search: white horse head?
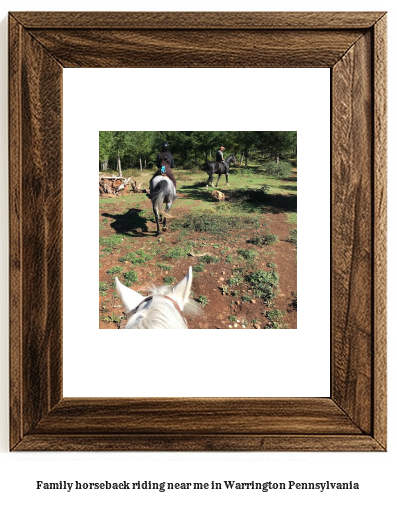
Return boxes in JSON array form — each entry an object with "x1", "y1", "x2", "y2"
[{"x1": 115, "y1": 267, "x2": 202, "y2": 329}]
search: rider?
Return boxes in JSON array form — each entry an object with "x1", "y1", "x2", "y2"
[
  {"x1": 216, "y1": 146, "x2": 227, "y2": 173},
  {"x1": 147, "y1": 141, "x2": 177, "y2": 200}
]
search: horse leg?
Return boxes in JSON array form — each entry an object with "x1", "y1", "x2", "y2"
[
  {"x1": 153, "y1": 205, "x2": 161, "y2": 235},
  {"x1": 215, "y1": 173, "x2": 221, "y2": 187},
  {"x1": 206, "y1": 173, "x2": 211, "y2": 190},
  {"x1": 162, "y1": 202, "x2": 172, "y2": 231},
  {"x1": 226, "y1": 173, "x2": 230, "y2": 187}
]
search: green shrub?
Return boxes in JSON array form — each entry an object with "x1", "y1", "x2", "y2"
[
  {"x1": 107, "y1": 266, "x2": 123, "y2": 275},
  {"x1": 197, "y1": 295, "x2": 209, "y2": 307},
  {"x1": 171, "y1": 212, "x2": 259, "y2": 236},
  {"x1": 156, "y1": 262, "x2": 173, "y2": 271},
  {"x1": 263, "y1": 161, "x2": 292, "y2": 178},
  {"x1": 246, "y1": 270, "x2": 279, "y2": 302},
  {"x1": 238, "y1": 249, "x2": 258, "y2": 260},
  {"x1": 286, "y1": 228, "x2": 297, "y2": 246},
  {"x1": 99, "y1": 281, "x2": 109, "y2": 296},
  {"x1": 200, "y1": 254, "x2": 220, "y2": 264},
  {"x1": 163, "y1": 276, "x2": 176, "y2": 285},
  {"x1": 118, "y1": 249, "x2": 153, "y2": 264},
  {"x1": 249, "y1": 233, "x2": 278, "y2": 246},
  {"x1": 123, "y1": 270, "x2": 138, "y2": 287}
]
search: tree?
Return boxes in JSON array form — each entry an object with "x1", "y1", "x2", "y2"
[
  {"x1": 99, "y1": 131, "x2": 113, "y2": 172},
  {"x1": 256, "y1": 131, "x2": 297, "y2": 163}
]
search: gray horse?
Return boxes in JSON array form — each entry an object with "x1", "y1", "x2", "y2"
[
  {"x1": 205, "y1": 154, "x2": 237, "y2": 190},
  {"x1": 149, "y1": 175, "x2": 176, "y2": 235}
]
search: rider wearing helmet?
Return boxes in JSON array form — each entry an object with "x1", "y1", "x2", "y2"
[{"x1": 147, "y1": 141, "x2": 177, "y2": 199}]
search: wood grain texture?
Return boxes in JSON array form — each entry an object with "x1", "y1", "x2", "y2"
[
  {"x1": 9, "y1": 16, "x2": 64, "y2": 445},
  {"x1": 373, "y1": 14, "x2": 387, "y2": 449},
  {"x1": 8, "y1": 11, "x2": 387, "y2": 452},
  {"x1": 14, "y1": 435, "x2": 383, "y2": 452},
  {"x1": 27, "y1": 29, "x2": 363, "y2": 68},
  {"x1": 32, "y1": 398, "x2": 362, "y2": 435},
  {"x1": 332, "y1": 32, "x2": 373, "y2": 434},
  {"x1": 9, "y1": 15, "x2": 23, "y2": 450},
  {"x1": 11, "y1": 11, "x2": 385, "y2": 29}
]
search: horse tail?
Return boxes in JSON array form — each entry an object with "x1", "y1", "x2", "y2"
[{"x1": 151, "y1": 179, "x2": 168, "y2": 214}]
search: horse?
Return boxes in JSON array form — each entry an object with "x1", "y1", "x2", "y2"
[
  {"x1": 115, "y1": 267, "x2": 202, "y2": 329},
  {"x1": 149, "y1": 175, "x2": 176, "y2": 235},
  {"x1": 205, "y1": 154, "x2": 238, "y2": 190}
]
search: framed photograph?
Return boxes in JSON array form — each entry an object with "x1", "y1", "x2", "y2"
[{"x1": 9, "y1": 11, "x2": 387, "y2": 451}]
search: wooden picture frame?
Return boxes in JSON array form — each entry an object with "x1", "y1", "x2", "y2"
[{"x1": 9, "y1": 11, "x2": 387, "y2": 451}]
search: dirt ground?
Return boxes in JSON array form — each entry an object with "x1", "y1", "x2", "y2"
[{"x1": 99, "y1": 177, "x2": 297, "y2": 330}]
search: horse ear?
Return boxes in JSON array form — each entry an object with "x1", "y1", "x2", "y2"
[
  {"x1": 115, "y1": 277, "x2": 145, "y2": 314},
  {"x1": 169, "y1": 266, "x2": 193, "y2": 311}
]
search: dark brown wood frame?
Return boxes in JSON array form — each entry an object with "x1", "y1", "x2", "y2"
[{"x1": 9, "y1": 11, "x2": 387, "y2": 452}]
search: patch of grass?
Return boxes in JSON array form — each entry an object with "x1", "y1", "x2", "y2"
[
  {"x1": 286, "y1": 212, "x2": 297, "y2": 224},
  {"x1": 99, "y1": 234, "x2": 124, "y2": 249},
  {"x1": 248, "y1": 233, "x2": 279, "y2": 246},
  {"x1": 197, "y1": 295, "x2": 209, "y2": 307},
  {"x1": 200, "y1": 254, "x2": 220, "y2": 264},
  {"x1": 163, "y1": 245, "x2": 191, "y2": 259},
  {"x1": 238, "y1": 248, "x2": 258, "y2": 261},
  {"x1": 107, "y1": 266, "x2": 124, "y2": 275},
  {"x1": 118, "y1": 249, "x2": 154, "y2": 265},
  {"x1": 163, "y1": 276, "x2": 176, "y2": 285},
  {"x1": 192, "y1": 264, "x2": 205, "y2": 273},
  {"x1": 267, "y1": 262, "x2": 276, "y2": 268},
  {"x1": 171, "y1": 211, "x2": 260, "y2": 236},
  {"x1": 286, "y1": 228, "x2": 297, "y2": 246},
  {"x1": 266, "y1": 309, "x2": 285, "y2": 322},
  {"x1": 156, "y1": 262, "x2": 173, "y2": 271},
  {"x1": 100, "y1": 313, "x2": 121, "y2": 324},
  {"x1": 227, "y1": 274, "x2": 244, "y2": 287},
  {"x1": 263, "y1": 161, "x2": 293, "y2": 178},
  {"x1": 123, "y1": 270, "x2": 138, "y2": 287},
  {"x1": 246, "y1": 270, "x2": 279, "y2": 303},
  {"x1": 220, "y1": 285, "x2": 230, "y2": 295},
  {"x1": 225, "y1": 255, "x2": 234, "y2": 264},
  {"x1": 241, "y1": 294, "x2": 252, "y2": 303},
  {"x1": 99, "y1": 281, "x2": 109, "y2": 296},
  {"x1": 229, "y1": 315, "x2": 237, "y2": 322}
]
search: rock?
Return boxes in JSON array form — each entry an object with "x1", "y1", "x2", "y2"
[{"x1": 251, "y1": 300, "x2": 256, "y2": 304}]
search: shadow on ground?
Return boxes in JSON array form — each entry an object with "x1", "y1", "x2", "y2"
[{"x1": 102, "y1": 208, "x2": 155, "y2": 237}]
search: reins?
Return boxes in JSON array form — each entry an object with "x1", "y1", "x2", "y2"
[{"x1": 125, "y1": 294, "x2": 186, "y2": 325}]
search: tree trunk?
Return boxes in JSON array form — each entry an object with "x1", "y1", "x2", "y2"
[
  {"x1": 139, "y1": 155, "x2": 142, "y2": 172},
  {"x1": 275, "y1": 153, "x2": 280, "y2": 164},
  {"x1": 244, "y1": 148, "x2": 248, "y2": 167},
  {"x1": 240, "y1": 153, "x2": 244, "y2": 165},
  {"x1": 117, "y1": 150, "x2": 122, "y2": 177}
]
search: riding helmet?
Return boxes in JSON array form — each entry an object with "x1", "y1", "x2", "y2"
[{"x1": 161, "y1": 141, "x2": 170, "y2": 152}]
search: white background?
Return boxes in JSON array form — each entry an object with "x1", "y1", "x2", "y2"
[
  {"x1": 0, "y1": 1, "x2": 395, "y2": 507},
  {"x1": 63, "y1": 67, "x2": 330, "y2": 398}
]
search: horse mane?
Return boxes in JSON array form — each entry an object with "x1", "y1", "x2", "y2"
[{"x1": 125, "y1": 284, "x2": 202, "y2": 329}]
